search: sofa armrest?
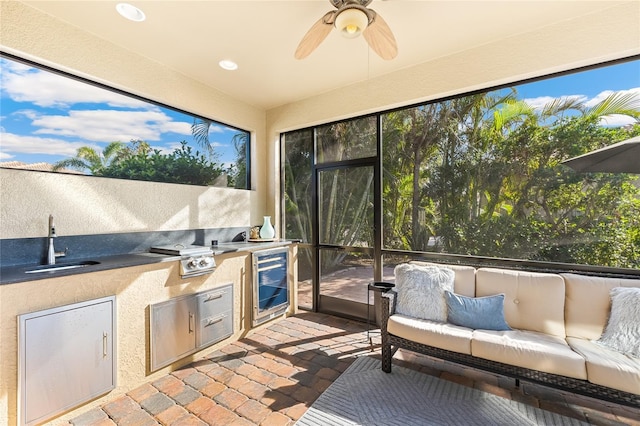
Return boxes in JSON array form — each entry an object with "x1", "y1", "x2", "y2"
[{"x1": 380, "y1": 291, "x2": 396, "y2": 334}]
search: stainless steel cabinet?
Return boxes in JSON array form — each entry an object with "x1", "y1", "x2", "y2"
[
  {"x1": 150, "y1": 293, "x2": 197, "y2": 371},
  {"x1": 18, "y1": 296, "x2": 116, "y2": 426},
  {"x1": 150, "y1": 284, "x2": 233, "y2": 371},
  {"x1": 197, "y1": 287, "x2": 233, "y2": 348}
]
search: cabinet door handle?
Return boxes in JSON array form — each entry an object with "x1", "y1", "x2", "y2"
[
  {"x1": 189, "y1": 313, "x2": 195, "y2": 333},
  {"x1": 258, "y1": 264, "x2": 284, "y2": 272},
  {"x1": 206, "y1": 291, "x2": 225, "y2": 301},
  {"x1": 205, "y1": 314, "x2": 226, "y2": 327},
  {"x1": 257, "y1": 257, "x2": 282, "y2": 265},
  {"x1": 103, "y1": 332, "x2": 108, "y2": 357}
]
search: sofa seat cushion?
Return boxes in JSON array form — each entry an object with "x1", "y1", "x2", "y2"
[
  {"x1": 471, "y1": 329, "x2": 587, "y2": 379},
  {"x1": 567, "y1": 337, "x2": 640, "y2": 395},
  {"x1": 388, "y1": 314, "x2": 473, "y2": 355}
]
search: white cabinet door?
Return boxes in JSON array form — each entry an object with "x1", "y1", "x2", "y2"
[{"x1": 18, "y1": 296, "x2": 116, "y2": 426}]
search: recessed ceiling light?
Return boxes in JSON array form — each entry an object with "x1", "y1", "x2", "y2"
[
  {"x1": 219, "y1": 60, "x2": 238, "y2": 71},
  {"x1": 116, "y1": 3, "x2": 146, "y2": 22}
]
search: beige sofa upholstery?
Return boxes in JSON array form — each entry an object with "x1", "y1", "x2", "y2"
[
  {"x1": 562, "y1": 273, "x2": 640, "y2": 394},
  {"x1": 382, "y1": 264, "x2": 640, "y2": 407}
]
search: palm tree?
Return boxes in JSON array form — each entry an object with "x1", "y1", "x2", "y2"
[
  {"x1": 52, "y1": 141, "x2": 125, "y2": 174},
  {"x1": 191, "y1": 118, "x2": 215, "y2": 155},
  {"x1": 192, "y1": 117, "x2": 250, "y2": 188}
]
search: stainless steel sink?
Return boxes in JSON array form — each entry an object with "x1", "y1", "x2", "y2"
[{"x1": 25, "y1": 260, "x2": 101, "y2": 274}]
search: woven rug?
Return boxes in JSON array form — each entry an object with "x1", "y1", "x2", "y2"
[{"x1": 295, "y1": 356, "x2": 587, "y2": 426}]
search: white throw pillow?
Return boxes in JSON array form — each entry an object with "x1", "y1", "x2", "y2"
[
  {"x1": 595, "y1": 287, "x2": 640, "y2": 358},
  {"x1": 394, "y1": 263, "x2": 454, "y2": 321}
]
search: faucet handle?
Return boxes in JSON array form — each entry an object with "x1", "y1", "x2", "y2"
[{"x1": 49, "y1": 214, "x2": 57, "y2": 238}]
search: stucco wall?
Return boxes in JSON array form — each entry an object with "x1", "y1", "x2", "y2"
[{"x1": 0, "y1": 168, "x2": 252, "y2": 238}]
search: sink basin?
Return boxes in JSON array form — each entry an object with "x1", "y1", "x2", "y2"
[{"x1": 25, "y1": 260, "x2": 101, "y2": 274}]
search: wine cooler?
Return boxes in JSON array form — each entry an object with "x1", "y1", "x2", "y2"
[{"x1": 252, "y1": 247, "x2": 289, "y2": 326}]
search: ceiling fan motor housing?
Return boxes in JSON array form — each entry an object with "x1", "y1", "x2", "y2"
[{"x1": 331, "y1": 0, "x2": 373, "y2": 8}]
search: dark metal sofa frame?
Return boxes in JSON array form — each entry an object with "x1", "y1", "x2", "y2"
[{"x1": 379, "y1": 293, "x2": 639, "y2": 409}]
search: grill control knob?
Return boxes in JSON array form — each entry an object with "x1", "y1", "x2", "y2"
[
  {"x1": 199, "y1": 257, "x2": 213, "y2": 267},
  {"x1": 187, "y1": 257, "x2": 199, "y2": 269}
]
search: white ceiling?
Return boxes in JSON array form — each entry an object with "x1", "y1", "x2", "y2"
[{"x1": 20, "y1": 1, "x2": 631, "y2": 110}]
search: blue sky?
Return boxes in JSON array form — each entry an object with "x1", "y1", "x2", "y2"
[
  {"x1": 0, "y1": 56, "x2": 246, "y2": 168},
  {"x1": 513, "y1": 60, "x2": 639, "y2": 126},
  {"x1": 1, "y1": 57, "x2": 638, "y2": 169}
]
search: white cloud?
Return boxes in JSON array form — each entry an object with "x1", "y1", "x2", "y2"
[
  {"x1": 0, "y1": 132, "x2": 101, "y2": 156},
  {"x1": 521, "y1": 88, "x2": 640, "y2": 129},
  {"x1": 524, "y1": 88, "x2": 640, "y2": 114},
  {"x1": 159, "y1": 120, "x2": 192, "y2": 135},
  {"x1": 209, "y1": 141, "x2": 227, "y2": 148},
  {"x1": 0, "y1": 151, "x2": 14, "y2": 160},
  {"x1": 1, "y1": 58, "x2": 149, "y2": 109},
  {"x1": 30, "y1": 109, "x2": 188, "y2": 142},
  {"x1": 598, "y1": 115, "x2": 637, "y2": 127},
  {"x1": 585, "y1": 87, "x2": 640, "y2": 108},
  {"x1": 11, "y1": 109, "x2": 39, "y2": 120},
  {"x1": 523, "y1": 95, "x2": 587, "y2": 112},
  {"x1": 208, "y1": 124, "x2": 225, "y2": 134}
]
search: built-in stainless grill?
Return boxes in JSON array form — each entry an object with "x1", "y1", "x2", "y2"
[{"x1": 150, "y1": 244, "x2": 216, "y2": 278}]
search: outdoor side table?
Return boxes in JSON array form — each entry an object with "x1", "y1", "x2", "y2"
[{"x1": 367, "y1": 281, "x2": 395, "y2": 348}]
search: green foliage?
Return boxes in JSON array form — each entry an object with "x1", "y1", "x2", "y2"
[
  {"x1": 228, "y1": 132, "x2": 248, "y2": 189},
  {"x1": 380, "y1": 89, "x2": 640, "y2": 270},
  {"x1": 54, "y1": 138, "x2": 232, "y2": 186},
  {"x1": 285, "y1": 86, "x2": 640, "y2": 271},
  {"x1": 98, "y1": 141, "x2": 225, "y2": 186}
]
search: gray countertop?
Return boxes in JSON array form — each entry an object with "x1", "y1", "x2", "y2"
[{"x1": 0, "y1": 240, "x2": 293, "y2": 285}]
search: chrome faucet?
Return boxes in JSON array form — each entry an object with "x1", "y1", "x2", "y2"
[{"x1": 47, "y1": 214, "x2": 66, "y2": 265}]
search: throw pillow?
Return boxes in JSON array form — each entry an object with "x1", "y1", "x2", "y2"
[
  {"x1": 595, "y1": 287, "x2": 640, "y2": 358},
  {"x1": 394, "y1": 263, "x2": 454, "y2": 321},
  {"x1": 445, "y1": 291, "x2": 511, "y2": 331}
]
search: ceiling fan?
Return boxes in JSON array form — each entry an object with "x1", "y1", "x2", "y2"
[{"x1": 295, "y1": 0, "x2": 398, "y2": 60}]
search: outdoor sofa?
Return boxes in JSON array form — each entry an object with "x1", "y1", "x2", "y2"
[{"x1": 380, "y1": 262, "x2": 640, "y2": 408}]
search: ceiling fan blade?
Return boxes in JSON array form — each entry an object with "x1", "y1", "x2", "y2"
[
  {"x1": 362, "y1": 10, "x2": 398, "y2": 60},
  {"x1": 295, "y1": 11, "x2": 336, "y2": 59}
]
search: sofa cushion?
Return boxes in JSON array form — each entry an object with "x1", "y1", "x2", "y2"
[
  {"x1": 595, "y1": 287, "x2": 640, "y2": 357},
  {"x1": 394, "y1": 263, "x2": 454, "y2": 321},
  {"x1": 562, "y1": 273, "x2": 640, "y2": 340},
  {"x1": 388, "y1": 314, "x2": 473, "y2": 354},
  {"x1": 476, "y1": 268, "x2": 566, "y2": 337},
  {"x1": 410, "y1": 262, "x2": 476, "y2": 297},
  {"x1": 445, "y1": 291, "x2": 511, "y2": 331},
  {"x1": 568, "y1": 337, "x2": 640, "y2": 395},
  {"x1": 471, "y1": 329, "x2": 587, "y2": 379}
]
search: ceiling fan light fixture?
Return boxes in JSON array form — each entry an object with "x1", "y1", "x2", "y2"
[
  {"x1": 335, "y1": 8, "x2": 369, "y2": 38},
  {"x1": 115, "y1": 3, "x2": 145, "y2": 22}
]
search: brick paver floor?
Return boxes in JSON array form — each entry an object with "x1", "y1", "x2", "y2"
[{"x1": 67, "y1": 312, "x2": 639, "y2": 426}]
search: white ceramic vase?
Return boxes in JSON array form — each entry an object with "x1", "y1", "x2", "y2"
[{"x1": 259, "y1": 216, "x2": 275, "y2": 239}]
